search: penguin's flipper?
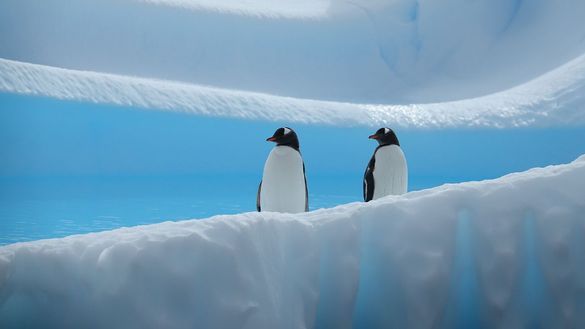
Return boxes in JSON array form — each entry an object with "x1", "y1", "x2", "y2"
[
  {"x1": 303, "y1": 162, "x2": 309, "y2": 212},
  {"x1": 363, "y1": 154, "x2": 376, "y2": 202},
  {"x1": 256, "y1": 181, "x2": 262, "y2": 212}
]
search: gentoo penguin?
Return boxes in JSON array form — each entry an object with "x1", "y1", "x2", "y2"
[
  {"x1": 363, "y1": 127, "x2": 408, "y2": 201},
  {"x1": 257, "y1": 127, "x2": 309, "y2": 213}
]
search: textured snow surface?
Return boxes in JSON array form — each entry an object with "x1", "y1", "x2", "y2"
[
  {"x1": 2, "y1": 56, "x2": 585, "y2": 128},
  {"x1": 2, "y1": 0, "x2": 585, "y2": 127},
  {"x1": 1, "y1": 155, "x2": 584, "y2": 328}
]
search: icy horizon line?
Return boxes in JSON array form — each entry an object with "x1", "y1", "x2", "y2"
[
  {"x1": 1, "y1": 151, "x2": 584, "y2": 327},
  {"x1": 1, "y1": 153, "x2": 584, "y2": 249}
]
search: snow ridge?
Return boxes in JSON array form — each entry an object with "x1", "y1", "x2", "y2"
[
  {"x1": 2, "y1": 0, "x2": 585, "y2": 126},
  {"x1": 2, "y1": 56, "x2": 585, "y2": 128},
  {"x1": 1, "y1": 156, "x2": 584, "y2": 327}
]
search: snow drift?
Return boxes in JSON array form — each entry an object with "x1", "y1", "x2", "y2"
[
  {"x1": 1, "y1": 155, "x2": 584, "y2": 328},
  {"x1": 2, "y1": 54, "x2": 585, "y2": 128},
  {"x1": 1, "y1": 0, "x2": 585, "y2": 127}
]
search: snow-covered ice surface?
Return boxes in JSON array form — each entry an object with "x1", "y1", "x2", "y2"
[
  {"x1": 2, "y1": 0, "x2": 585, "y2": 128},
  {"x1": 2, "y1": 55, "x2": 585, "y2": 128},
  {"x1": 2, "y1": 1, "x2": 585, "y2": 324},
  {"x1": 1, "y1": 155, "x2": 584, "y2": 328}
]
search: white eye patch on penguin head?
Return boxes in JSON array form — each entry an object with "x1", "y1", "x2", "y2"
[
  {"x1": 368, "y1": 127, "x2": 400, "y2": 146},
  {"x1": 266, "y1": 127, "x2": 300, "y2": 150}
]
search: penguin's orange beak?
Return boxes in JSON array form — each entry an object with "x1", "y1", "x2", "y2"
[
  {"x1": 369, "y1": 134, "x2": 380, "y2": 140},
  {"x1": 266, "y1": 136, "x2": 277, "y2": 142}
]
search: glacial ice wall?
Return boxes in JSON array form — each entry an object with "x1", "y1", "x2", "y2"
[
  {"x1": 1, "y1": 0, "x2": 585, "y2": 127},
  {"x1": 2, "y1": 0, "x2": 584, "y2": 103},
  {"x1": 1, "y1": 156, "x2": 584, "y2": 328}
]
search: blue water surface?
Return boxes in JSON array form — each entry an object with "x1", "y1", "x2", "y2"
[{"x1": 1, "y1": 93, "x2": 585, "y2": 245}]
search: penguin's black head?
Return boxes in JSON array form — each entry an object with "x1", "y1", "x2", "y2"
[
  {"x1": 266, "y1": 127, "x2": 300, "y2": 151},
  {"x1": 369, "y1": 127, "x2": 400, "y2": 146}
]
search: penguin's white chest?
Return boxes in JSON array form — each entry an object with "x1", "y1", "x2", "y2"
[
  {"x1": 373, "y1": 145, "x2": 408, "y2": 199},
  {"x1": 260, "y1": 146, "x2": 307, "y2": 213}
]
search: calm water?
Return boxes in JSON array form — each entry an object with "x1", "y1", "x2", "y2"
[
  {"x1": 0, "y1": 174, "x2": 443, "y2": 245},
  {"x1": 2, "y1": 93, "x2": 585, "y2": 245}
]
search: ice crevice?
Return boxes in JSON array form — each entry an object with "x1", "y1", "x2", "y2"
[{"x1": 340, "y1": 0, "x2": 397, "y2": 78}]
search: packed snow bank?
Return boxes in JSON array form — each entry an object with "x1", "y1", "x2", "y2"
[
  {"x1": 1, "y1": 156, "x2": 584, "y2": 328},
  {"x1": 2, "y1": 0, "x2": 584, "y2": 103},
  {"x1": 3, "y1": 54, "x2": 585, "y2": 128},
  {"x1": 0, "y1": 0, "x2": 585, "y2": 128},
  {"x1": 1, "y1": 0, "x2": 585, "y2": 128}
]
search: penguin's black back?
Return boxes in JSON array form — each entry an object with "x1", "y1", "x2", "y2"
[{"x1": 363, "y1": 148, "x2": 378, "y2": 202}]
